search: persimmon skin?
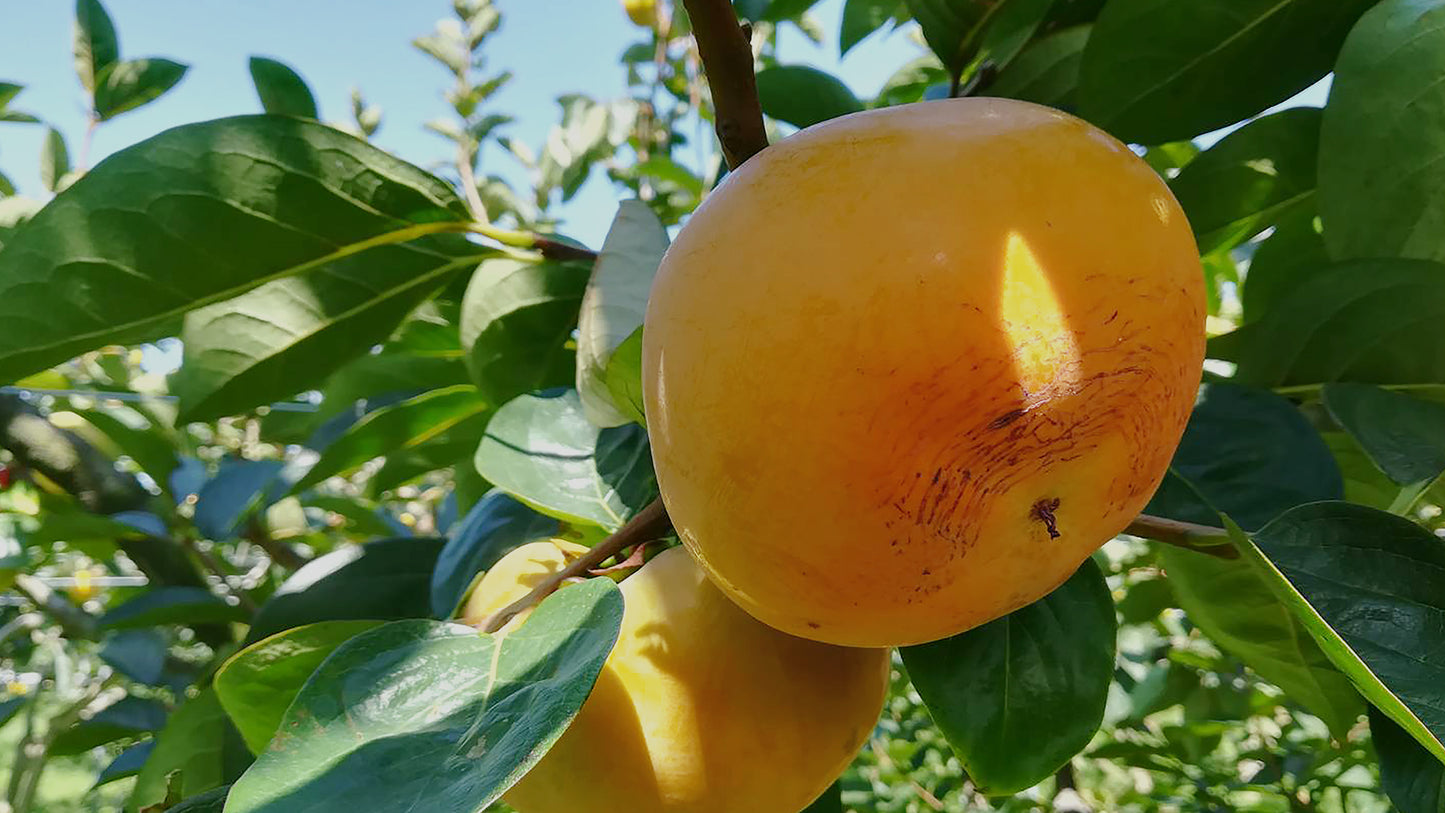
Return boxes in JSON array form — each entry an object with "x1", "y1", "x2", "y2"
[
  {"x1": 485, "y1": 544, "x2": 890, "y2": 813},
  {"x1": 643, "y1": 97, "x2": 1205, "y2": 647}
]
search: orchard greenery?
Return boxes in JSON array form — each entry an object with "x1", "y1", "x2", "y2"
[{"x1": 1, "y1": 0, "x2": 1443, "y2": 812}]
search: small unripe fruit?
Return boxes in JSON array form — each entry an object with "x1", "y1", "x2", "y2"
[
  {"x1": 643, "y1": 98, "x2": 1205, "y2": 647},
  {"x1": 622, "y1": 0, "x2": 657, "y2": 28}
]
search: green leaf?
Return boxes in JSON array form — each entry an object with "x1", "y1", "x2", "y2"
[
  {"x1": 974, "y1": 0, "x2": 1056, "y2": 73},
  {"x1": 1240, "y1": 206, "x2": 1325, "y2": 322},
  {"x1": 1238, "y1": 502, "x2": 1445, "y2": 762},
  {"x1": 1167, "y1": 107, "x2": 1321, "y2": 256},
  {"x1": 245, "y1": 536, "x2": 445, "y2": 644},
  {"x1": 291, "y1": 385, "x2": 490, "y2": 493},
  {"x1": 215, "y1": 620, "x2": 382, "y2": 754},
  {"x1": 0, "y1": 82, "x2": 22, "y2": 109},
  {"x1": 1230, "y1": 259, "x2": 1445, "y2": 387},
  {"x1": 803, "y1": 781, "x2": 844, "y2": 813},
  {"x1": 0, "y1": 116, "x2": 472, "y2": 384},
  {"x1": 1323, "y1": 383, "x2": 1445, "y2": 487},
  {"x1": 171, "y1": 245, "x2": 484, "y2": 423},
  {"x1": 248, "y1": 57, "x2": 318, "y2": 119},
  {"x1": 756, "y1": 65, "x2": 864, "y2": 128},
  {"x1": 603, "y1": 327, "x2": 646, "y2": 426},
  {"x1": 475, "y1": 390, "x2": 658, "y2": 531},
  {"x1": 0, "y1": 696, "x2": 27, "y2": 729},
  {"x1": 459, "y1": 258, "x2": 590, "y2": 407},
  {"x1": 193, "y1": 459, "x2": 285, "y2": 541},
  {"x1": 905, "y1": 0, "x2": 996, "y2": 73},
  {"x1": 1144, "y1": 382, "x2": 1342, "y2": 530},
  {"x1": 901, "y1": 559, "x2": 1115, "y2": 795},
  {"x1": 95, "y1": 741, "x2": 155, "y2": 787},
  {"x1": 100, "y1": 630, "x2": 167, "y2": 684},
  {"x1": 74, "y1": 0, "x2": 119, "y2": 94},
  {"x1": 761, "y1": 0, "x2": 825, "y2": 21},
  {"x1": 1156, "y1": 544, "x2": 1363, "y2": 736},
  {"x1": 98, "y1": 586, "x2": 248, "y2": 631},
  {"x1": 840, "y1": 0, "x2": 901, "y2": 55},
  {"x1": 168, "y1": 787, "x2": 231, "y2": 813},
  {"x1": 988, "y1": 24, "x2": 1090, "y2": 109},
  {"x1": 224, "y1": 580, "x2": 624, "y2": 813},
  {"x1": 429, "y1": 490, "x2": 558, "y2": 619},
  {"x1": 1320, "y1": 0, "x2": 1445, "y2": 265},
  {"x1": 131, "y1": 689, "x2": 246, "y2": 812},
  {"x1": 577, "y1": 200, "x2": 667, "y2": 427},
  {"x1": 873, "y1": 55, "x2": 949, "y2": 107},
  {"x1": 50, "y1": 697, "x2": 167, "y2": 755},
  {"x1": 301, "y1": 495, "x2": 406, "y2": 538},
  {"x1": 94, "y1": 58, "x2": 189, "y2": 120},
  {"x1": 73, "y1": 407, "x2": 180, "y2": 491},
  {"x1": 1323, "y1": 431, "x2": 1401, "y2": 511},
  {"x1": 1078, "y1": 0, "x2": 1377, "y2": 145},
  {"x1": 40, "y1": 127, "x2": 70, "y2": 193},
  {"x1": 1372, "y1": 707, "x2": 1445, "y2": 813}
]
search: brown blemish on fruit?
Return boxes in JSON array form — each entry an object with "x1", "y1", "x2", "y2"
[{"x1": 1031, "y1": 498, "x2": 1062, "y2": 539}]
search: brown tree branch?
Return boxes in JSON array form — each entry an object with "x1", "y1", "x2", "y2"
[
  {"x1": 479, "y1": 499, "x2": 673, "y2": 633},
  {"x1": 680, "y1": 0, "x2": 770, "y2": 169},
  {"x1": 1125, "y1": 514, "x2": 1236, "y2": 559}
]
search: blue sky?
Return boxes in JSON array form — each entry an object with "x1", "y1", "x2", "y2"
[{"x1": 0, "y1": 0, "x2": 924, "y2": 247}]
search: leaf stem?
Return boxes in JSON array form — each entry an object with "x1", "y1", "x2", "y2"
[
  {"x1": 464, "y1": 222, "x2": 598, "y2": 263},
  {"x1": 479, "y1": 498, "x2": 673, "y2": 633},
  {"x1": 1124, "y1": 514, "x2": 1236, "y2": 559},
  {"x1": 680, "y1": 0, "x2": 770, "y2": 169}
]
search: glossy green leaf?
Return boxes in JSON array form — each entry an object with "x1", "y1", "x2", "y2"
[
  {"x1": 873, "y1": 55, "x2": 949, "y2": 107},
  {"x1": 1144, "y1": 382, "x2": 1342, "y2": 530},
  {"x1": 1320, "y1": 0, "x2": 1445, "y2": 264},
  {"x1": 1238, "y1": 502, "x2": 1445, "y2": 762},
  {"x1": 905, "y1": 0, "x2": 994, "y2": 73},
  {"x1": 215, "y1": 620, "x2": 382, "y2": 754},
  {"x1": 50, "y1": 697, "x2": 167, "y2": 755},
  {"x1": 1240, "y1": 206, "x2": 1325, "y2": 322},
  {"x1": 0, "y1": 115, "x2": 471, "y2": 384},
  {"x1": 988, "y1": 25, "x2": 1090, "y2": 109},
  {"x1": 268, "y1": 351, "x2": 468, "y2": 447},
  {"x1": 604, "y1": 327, "x2": 646, "y2": 426},
  {"x1": 973, "y1": 0, "x2": 1055, "y2": 73},
  {"x1": 74, "y1": 0, "x2": 119, "y2": 94},
  {"x1": 98, "y1": 586, "x2": 247, "y2": 631},
  {"x1": 756, "y1": 65, "x2": 864, "y2": 128},
  {"x1": 1078, "y1": 0, "x2": 1376, "y2": 144},
  {"x1": 94, "y1": 58, "x2": 188, "y2": 120},
  {"x1": 460, "y1": 258, "x2": 590, "y2": 407},
  {"x1": 193, "y1": 459, "x2": 285, "y2": 541},
  {"x1": 1372, "y1": 707, "x2": 1445, "y2": 813},
  {"x1": 577, "y1": 200, "x2": 666, "y2": 427},
  {"x1": 1230, "y1": 259, "x2": 1445, "y2": 387},
  {"x1": 901, "y1": 559, "x2": 1115, "y2": 795},
  {"x1": 1156, "y1": 544, "x2": 1363, "y2": 736},
  {"x1": 248, "y1": 57, "x2": 318, "y2": 119},
  {"x1": 475, "y1": 389, "x2": 658, "y2": 531},
  {"x1": 840, "y1": 0, "x2": 901, "y2": 54},
  {"x1": 1168, "y1": 107, "x2": 1320, "y2": 255},
  {"x1": 1323, "y1": 383, "x2": 1445, "y2": 487},
  {"x1": 131, "y1": 689, "x2": 247, "y2": 812},
  {"x1": 73, "y1": 407, "x2": 180, "y2": 490},
  {"x1": 1323, "y1": 431, "x2": 1400, "y2": 511},
  {"x1": 224, "y1": 580, "x2": 624, "y2": 813},
  {"x1": 429, "y1": 490, "x2": 558, "y2": 619},
  {"x1": 95, "y1": 741, "x2": 155, "y2": 787},
  {"x1": 172, "y1": 244, "x2": 485, "y2": 422},
  {"x1": 292, "y1": 385, "x2": 490, "y2": 492},
  {"x1": 245, "y1": 536, "x2": 445, "y2": 644},
  {"x1": 40, "y1": 128, "x2": 70, "y2": 193}
]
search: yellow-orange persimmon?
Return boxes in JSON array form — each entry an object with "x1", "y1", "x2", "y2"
[
  {"x1": 468, "y1": 542, "x2": 890, "y2": 813},
  {"x1": 643, "y1": 97, "x2": 1205, "y2": 648}
]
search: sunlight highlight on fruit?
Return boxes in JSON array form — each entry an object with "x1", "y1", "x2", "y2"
[{"x1": 997, "y1": 231, "x2": 1082, "y2": 400}]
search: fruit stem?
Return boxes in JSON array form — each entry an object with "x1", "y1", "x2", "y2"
[
  {"x1": 478, "y1": 498, "x2": 674, "y2": 633},
  {"x1": 1124, "y1": 514, "x2": 1237, "y2": 559},
  {"x1": 680, "y1": 0, "x2": 770, "y2": 169}
]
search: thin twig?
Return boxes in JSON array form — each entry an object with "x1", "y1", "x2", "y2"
[
  {"x1": 480, "y1": 499, "x2": 673, "y2": 633},
  {"x1": 680, "y1": 0, "x2": 770, "y2": 169},
  {"x1": 1124, "y1": 514, "x2": 1236, "y2": 559},
  {"x1": 11, "y1": 575, "x2": 97, "y2": 640},
  {"x1": 186, "y1": 540, "x2": 259, "y2": 614}
]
